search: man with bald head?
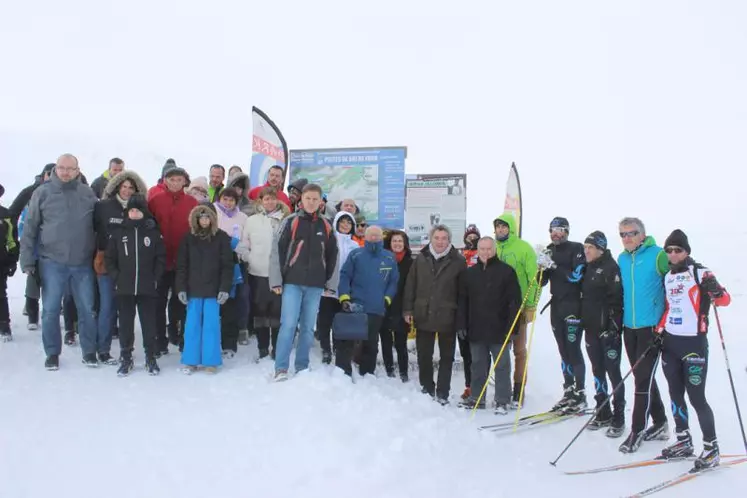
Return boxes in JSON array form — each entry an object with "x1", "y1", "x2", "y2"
[
  {"x1": 337, "y1": 225, "x2": 399, "y2": 376},
  {"x1": 20, "y1": 153, "x2": 99, "y2": 370}
]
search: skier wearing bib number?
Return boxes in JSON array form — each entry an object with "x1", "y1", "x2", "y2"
[{"x1": 656, "y1": 229, "x2": 731, "y2": 471}]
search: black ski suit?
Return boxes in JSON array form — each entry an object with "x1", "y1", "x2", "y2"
[
  {"x1": 541, "y1": 240, "x2": 586, "y2": 391},
  {"x1": 581, "y1": 250, "x2": 624, "y2": 412}
]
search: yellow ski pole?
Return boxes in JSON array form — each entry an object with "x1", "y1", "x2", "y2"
[
  {"x1": 470, "y1": 268, "x2": 540, "y2": 418},
  {"x1": 513, "y1": 269, "x2": 544, "y2": 431}
]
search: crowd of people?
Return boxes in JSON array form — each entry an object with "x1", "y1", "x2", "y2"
[{"x1": 0, "y1": 154, "x2": 733, "y2": 471}]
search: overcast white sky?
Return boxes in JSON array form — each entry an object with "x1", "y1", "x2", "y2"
[{"x1": 1, "y1": 0, "x2": 745, "y2": 254}]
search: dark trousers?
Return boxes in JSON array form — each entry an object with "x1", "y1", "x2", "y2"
[
  {"x1": 220, "y1": 297, "x2": 239, "y2": 352},
  {"x1": 662, "y1": 332, "x2": 716, "y2": 442},
  {"x1": 117, "y1": 295, "x2": 157, "y2": 358},
  {"x1": 416, "y1": 329, "x2": 456, "y2": 400},
  {"x1": 585, "y1": 327, "x2": 625, "y2": 412},
  {"x1": 335, "y1": 313, "x2": 383, "y2": 376},
  {"x1": 63, "y1": 290, "x2": 77, "y2": 331},
  {"x1": 0, "y1": 275, "x2": 8, "y2": 324},
  {"x1": 316, "y1": 296, "x2": 341, "y2": 355},
  {"x1": 156, "y1": 270, "x2": 185, "y2": 350},
  {"x1": 550, "y1": 300, "x2": 585, "y2": 390},
  {"x1": 256, "y1": 326, "x2": 279, "y2": 353},
  {"x1": 458, "y1": 336, "x2": 472, "y2": 388},
  {"x1": 623, "y1": 326, "x2": 668, "y2": 433},
  {"x1": 250, "y1": 275, "x2": 281, "y2": 352},
  {"x1": 379, "y1": 316, "x2": 409, "y2": 376},
  {"x1": 25, "y1": 296, "x2": 39, "y2": 324}
]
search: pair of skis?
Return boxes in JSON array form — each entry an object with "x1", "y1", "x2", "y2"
[
  {"x1": 564, "y1": 454, "x2": 747, "y2": 497},
  {"x1": 478, "y1": 408, "x2": 594, "y2": 432}
]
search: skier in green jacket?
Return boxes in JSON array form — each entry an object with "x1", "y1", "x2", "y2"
[{"x1": 493, "y1": 212, "x2": 540, "y2": 407}]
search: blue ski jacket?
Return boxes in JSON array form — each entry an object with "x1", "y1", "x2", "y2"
[
  {"x1": 618, "y1": 236, "x2": 669, "y2": 329},
  {"x1": 338, "y1": 241, "x2": 399, "y2": 316}
]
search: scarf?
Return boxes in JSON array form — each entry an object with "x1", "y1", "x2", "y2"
[
  {"x1": 215, "y1": 202, "x2": 238, "y2": 218},
  {"x1": 115, "y1": 194, "x2": 128, "y2": 209},
  {"x1": 394, "y1": 250, "x2": 406, "y2": 263},
  {"x1": 429, "y1": 243, "x2": 452, "y2": 261}
]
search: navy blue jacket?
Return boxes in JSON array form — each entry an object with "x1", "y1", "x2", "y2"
[{"x1": 338, "y1": 241, "x2": 399, "y2": 316}]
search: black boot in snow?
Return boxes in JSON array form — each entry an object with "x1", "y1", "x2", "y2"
[
  {"x1": 98, "y1": 352, "x2": 119, "y2": 366},
  {"x1": 81, "y1": 353, "x2": 98, "y2": 367},
  {"x1": 117, "y1": 356, "x2": 134, "y2": 377},
  {"x1": 660, "y1": 431, "x2": 694, "y2": 460},
  {"x1": 606, "y1": 407, "x2": 626, "y2": 438},
  {"x1": 693, "y1": 440, "x2": 720, "y2": 470},
  {"x1": 551, "y1": 386, "x2": 575, "y2": 412},
  {"x1": 643, "y1": 420, "x2": 670, "y2": 442},
  {"x1": 145, "y1": 356, "x2": 160, "y2": 376},
  {"x1": 0, "y1": 321, "x2": 12, "y2": 342},
  {"x1": 619, "y1": 430, "x2": 644, "y2": 453},
  {"x1": 322, "y1": 350, "x2": 332, "y2": 365},
  {"x1": 45, "y1": 354, "x2": 60, "y2": 371},
  {"x1": 587, "y1": 401, "x2": 613, "y2": 431}
]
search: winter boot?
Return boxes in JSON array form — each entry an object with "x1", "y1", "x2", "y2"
[
  {"x1": 552, "y1": 386, "x2": 575, "y2": 412},
  {"x1": 117, "y1": 356, "x2": 134, "y2": 377},
  {"x1": 494, "y1": 402, "x2": 509, "y2": 415},
  {"x1": 693, "y1": 440, "x2": 720, "y2": 470},
  {"x1": 64, "y1": 330, "x2": 76, "y2": 346},
  {"x1": 145, "y1": 356, "x2": 160, "y2": 376},
  {"x1": 606, "y1": 407, "x2": 626, "y2": 438},
  {"x1": 82, "y1": 353, "x2": 98, "y2": 367},
  {"x1": 563, "y1": 389, "x2": 588, "y2": 413},
  {"x1": 643, "y1": 420, "x2": 670, "y2": 442},
  {"x1": 400, "y1": 371, "x2": 409, "y2": 383},
  {"x1": 587, "y1": 400, "x2": 613, "y2": 431},
  {"x1": 45, "y1": 354, "x2": 59, "y2": 371},
  {"x1": 0, "y1": 321, "x2": 12, "y2": 342},
  {"x1": 461, "y1": 387, "x2": 471, "y2": 401},
  {"x1": 98, "y1": 352, "x2": 119, "y2": 366},
  {"x1": 660, "y1": 431, "x2": 694, "y2": 460},
  {"x1": 238, "y1": 329, "x2": 250, "y2": 346},
  {"x1": 619, "y1": 430, "x2": 644, "y2": 453},
  {"x1": 274, "y1": 369, "x2": 289, "y2": 382},
  {"x1": 457, "y1": 398, "x2": 485, "y2": 410},
  {"x1": 511, "y1": 382, "x2": 524, "y2": 409},
  {"x1": 322, "y1": 350, "x2": 332, "y2": 365}
]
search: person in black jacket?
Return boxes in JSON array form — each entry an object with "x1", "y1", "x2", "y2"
[
  {"x1": 380, "y1": 229, "x2": 413, "y2": 381},
  {"x1": 104, "y1": 194, "x2": 166, "y2": 375},
  {"x1": 93, "y1": 170, "x2": 148, "y2": 365},
  {"x1": 176, "y1": 204, "x2": 234, "y2": 374},
  {"x1": 581, "y1": 231, "x2": 625, "y2": 437},
  {"x1": 0, "y1": 183, "x2": 19, "y2": 341},
  {"x1": 269, "y1": 183, "x2": 338, "y2": 381},
  {"x1": 456, "y1": 237, "x2": 521, "y2": 413},
  {"x1": 538, "y1": 217, "x2": 588, "y2": 412}
]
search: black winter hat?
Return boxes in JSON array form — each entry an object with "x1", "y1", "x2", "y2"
[
  {"x1": 464, "y1": 224, "x2": 481, "y2": 241},
  {"x1": 126, "y1": 194, "x2": 150, "y2": 216},
  {"x1": 550, "y1": 217, "x2": 570, "y2": 231},
  {"x1": 584, "y1": 230, "x2": 607, "y2": 251},
  {"x1": 288, "y1": 178, "x2": 308, "y2": 194},
  {"x1": 665, "y1": 229, "x2": 691, "y2": 254},
  {"x1": 161, "y1": 158, "x2": 177, "y2": 179},
  {"x1": 41, "y1": 163, "x2": 56, "y2": 177},
  {"x1": 0, "y1": 183, "x2": 4, "y2": 199}
]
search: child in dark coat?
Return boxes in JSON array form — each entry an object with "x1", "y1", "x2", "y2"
[
  {"x1": 104, "y1": 194, "x2": 166, "y2": 375},
  {"x1": 0, "y1": 183, "x2": 20, "y2": 341},
  {"x1": 176, "y1": 204, "x2": 234, "y2": 373}
]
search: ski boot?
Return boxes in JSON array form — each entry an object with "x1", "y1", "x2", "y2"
[
  {"x1": 563, "y1": 389, "x2": 588, "y2": 414},
  {"x1": 117, "y1": 356, "x2": 134, "y2": 377},
  {"x1": 551, "y1": 386, "x2": 575, "y2": 412},
  {"x1": 606, "y1": 407, "x2": 626, "y2": 438},
  {"x1": 693, "y1": 440, "x2": 720, "y2": 470},
  {"x1": 457, "y1": 398, "x2": 485, "y2": 410},
  {"x1": 587, "y1": 400, "x2": 613, "y2": 431},
  {"x1": 643, "y1": 420, "x2": 670, "y2": 441},
  {"x1": 145, "y1": 356, "x2": 160, "y2": 376},
  {"x1": 619, "y1": 430, "x2": 644, "y2": 453},
  {"x1": 660, "y1": 431, "x2": 694, "y2": 459}
]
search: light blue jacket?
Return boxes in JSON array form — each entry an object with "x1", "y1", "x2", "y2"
[{"x1": 617, "y1": 236, "x2": 669, "y2": 329}]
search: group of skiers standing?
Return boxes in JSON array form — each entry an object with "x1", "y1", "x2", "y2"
[{"x1": 0, "y1": 155, "x2": 733, "y2": 471}]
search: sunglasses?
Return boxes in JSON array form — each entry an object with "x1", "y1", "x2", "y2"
[
  {"x1": 549, "y1": 227, "x2": 567, "y2": 234},
  {"x1": 619, "y1": 230, "x2": 640, "y2": 238},
  {"x1": 665, "y1": 246, "x2": 684, "y2": 254}
]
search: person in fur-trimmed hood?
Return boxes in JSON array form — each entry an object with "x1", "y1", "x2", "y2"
[
  {"x1": 93, "y1": 170, "x2": 148, "y2": 364},
  {"x1": 175, "y1": 204, "x2": 234, "y2": 373}
]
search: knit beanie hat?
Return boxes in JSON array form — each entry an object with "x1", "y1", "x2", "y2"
[
  {"x1": 550, "y1": 217, "x2": 570, "y2": 231},
  {"x1": 664, "y1": 229, "x2": 691, "y2": 254},
  {"x1": 584, "y1": 230, "x2": 608, "y2": 251},
  {"x1": 161, "y1": 158, "x2": 177, "y2": 179},
  {"x1": 126, "y1": 194, "x2": 150, "y2": 216}
]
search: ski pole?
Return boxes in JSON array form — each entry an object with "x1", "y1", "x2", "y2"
[
  {"x1": 713, "y1": 307, "x2": 747, "y2": 454},
  {"x1": 549, "y1": 342, "x2": 656, "y2": 466},
  {"x1": 471, "y1": 268, "x2": 540, "y2": 418},
  {"x1": 513, "y1": 271, "x2": 545, "y2": 431}
]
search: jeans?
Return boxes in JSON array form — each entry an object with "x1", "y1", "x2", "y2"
[
  {"x1": 40, "y1": 258, "x2": 96, "y2": 356},
  {"x1": 274, "y1": 284, "x2": 323, "y2": 372},
  {"x1": 96, "y1": 274, "x2": 117, "y2": 354}
]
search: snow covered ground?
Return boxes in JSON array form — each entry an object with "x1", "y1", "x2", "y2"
[{"x1": 1, "y1": 232, "x2": 745, "y2": 498}]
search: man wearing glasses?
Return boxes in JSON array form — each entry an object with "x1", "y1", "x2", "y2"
[
  {"x1": 616, "y1": 217, "x2": 671, "y2": 453},
  {"x1": 19, "y1": 154, "x2": 98, "y2": 370}
]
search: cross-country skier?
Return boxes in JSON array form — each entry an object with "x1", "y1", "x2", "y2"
[
  {"x1": 655, "y1": 229, "x2": 731, "y2": 470},
  {"x1": 580, "y1": 231, "x2": 625, "y2": 437},
  {"x1": 538, "y1": 217, "x2": 587, "y2": 412}
]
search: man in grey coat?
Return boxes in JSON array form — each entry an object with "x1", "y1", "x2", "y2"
[{"x1": 20, "y1": 154, "x2": 98, "y2": 370}]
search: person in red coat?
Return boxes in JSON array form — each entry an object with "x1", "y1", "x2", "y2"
[
  {"x1": 248, "y1": 165, "x2": 292, "y2": 209},
  {"x1": 148, "y1": 166, "x2": 198, "y2": 355},
  {"x1": 147, "y1": 159, "x2": 177, "y2": 201}
]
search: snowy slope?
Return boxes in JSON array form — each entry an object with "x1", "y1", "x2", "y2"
[{"x1": 0, "y1": 231, "x2": 744, "y2": 498}]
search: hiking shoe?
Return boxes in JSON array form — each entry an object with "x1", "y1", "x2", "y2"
[
  {"x1": 693, "y1": 440, "x2": 720, "y2": 470},
  {"x1": 274, "y1": 369, "x2": 289, "y2": 382},
  {"x1": 82, "y1": 354, "x2": 98, "y2": 367},
  {"x1": 619, "y1": 430, "x2": 644, "y2": 453},
  {"x1": 45, "y1": 355, "x2": 60, "y2": 371},
  {"x1": 98, "y1": 352, "x2": 119, "y2": 365},
  {"x1": 660, "y1": 431, "x2": 694, "y2": 459},
  {"x1": 27, "y1": 322, "x2": 39, "y2": 331},
  {"x1": 643, "y1": 420, "x2": 670, "y2": 441},
  {"x1": 117, "y1": 357, "x2": 134, "y2": 377},
  {"x1": 494, "y1": 403, "x2": 509, "y2": 415}
]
